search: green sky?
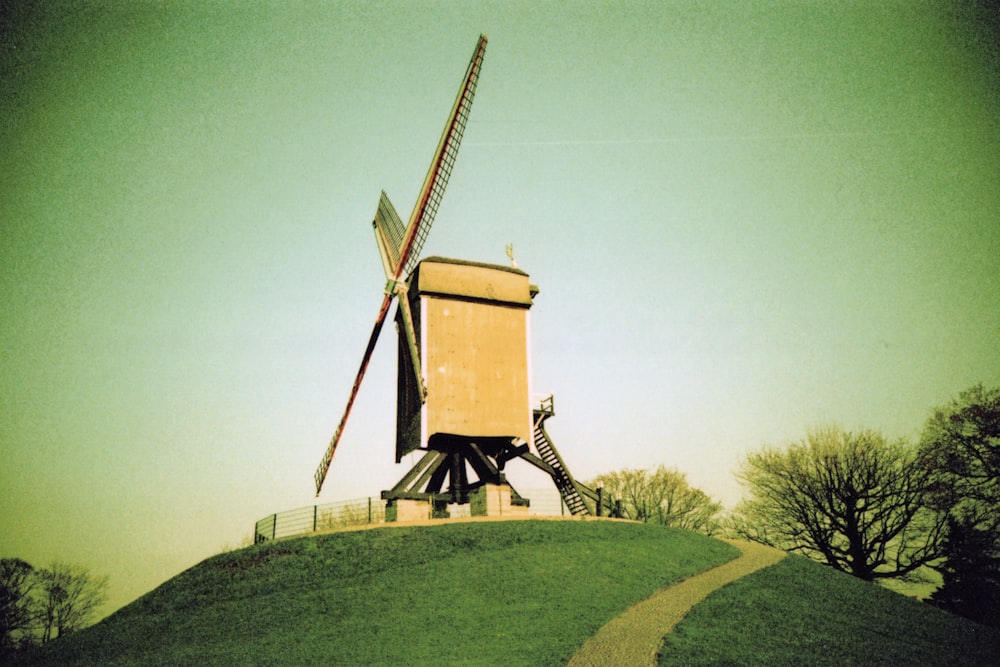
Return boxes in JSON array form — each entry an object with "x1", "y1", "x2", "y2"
[{"x1": 2, "y1": 1, "x2": 998, "y2": 616}]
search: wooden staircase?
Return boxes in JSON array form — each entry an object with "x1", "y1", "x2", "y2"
[{"x1": 532, "y1": 397, "x2": 589, "y2": 516}]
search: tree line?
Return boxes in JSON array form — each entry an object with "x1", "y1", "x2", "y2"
[
  {"x1": 590, "y1": 384, "x2": 1000, "y2": 628},
  {"x1": 0, "y1": 559, "x2": 108, "y2": 656}
]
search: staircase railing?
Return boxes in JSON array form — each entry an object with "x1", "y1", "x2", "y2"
[{"x1": 527, "y1": 394, "x2": 625, "y2": 518}]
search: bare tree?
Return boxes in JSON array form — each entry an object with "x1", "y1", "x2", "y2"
[
  {"x1": 36, "y1": 562, "x2": 108, "y2": 642},
  {"x1": 591, "y1": 465, "x2": 723, "y2": 535},
  {"x1": 732, "y1": 426, "x2": 945, "y2": 581},
  {"x1": 1, "y1": 558, "x2": 36, "y2": 653},
  {"x1": 919, "y1": 384, "x2": 1000, "y2": 531}
]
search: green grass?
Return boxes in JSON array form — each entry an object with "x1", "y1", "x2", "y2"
[
  {"x1": 659, "y1": 554, "x2": 1000, "y2": 667},
  {"x1": 21, "y1": 523, "x2": 1000, "y2": 666},
  {"x1": 21, "y1": 520, "x2": 736, "y2": 666}
]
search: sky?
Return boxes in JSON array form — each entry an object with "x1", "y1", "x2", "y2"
[{"x1": 2, "y1": 1, "x2": 999, "y2": 617}]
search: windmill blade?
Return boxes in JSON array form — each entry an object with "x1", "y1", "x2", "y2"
[
  {"x1": 314, "y1": 292, "x2": 393, "y2": 495},
  {"x1": 313, "y1": 34, "x2": 487, "y2": 497},
  {"x1": 395, "y1": 33, "x2": 487, "y2": 279},
  {"x1": 373, "y1": 191, "x2": 405, "y2": 278}
]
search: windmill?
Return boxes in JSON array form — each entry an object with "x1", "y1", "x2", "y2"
[{"x1": 313, "y1": 35, "x2": 614, "y2": 521}]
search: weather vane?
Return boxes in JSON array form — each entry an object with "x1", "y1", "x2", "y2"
[{"x1": 505, "y1": 243, "x2": 517, "y2": 268}]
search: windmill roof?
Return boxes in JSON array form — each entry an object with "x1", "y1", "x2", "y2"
[
  {"x1": 419, "y1": 256, "x2": 528, "y2": 277},
  {"x1": 413, "y1": 256, "x2": 534, "y2": 307}
]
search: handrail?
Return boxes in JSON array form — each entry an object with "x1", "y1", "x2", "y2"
[{"x1": 254, "y1": 488, "x2": 572, "y2": 543}]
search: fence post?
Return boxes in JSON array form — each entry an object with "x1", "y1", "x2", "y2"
[
  {"x1": 271, "y1": 513, "x2": 277, "y2": 540},
  {"x1": 313, "y1": 505, "x2": 318, "y2": 532},
  {"x1": 368, "y1": 497, "x2": 373, "y2": 524}
]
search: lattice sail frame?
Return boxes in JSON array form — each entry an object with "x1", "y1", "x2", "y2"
[
  {"x1": 314, "y1": 34, "x2": 488, "y2": 495},
  {"x1": 373, "y1": 192, "x2": 405, "y2": 277}
]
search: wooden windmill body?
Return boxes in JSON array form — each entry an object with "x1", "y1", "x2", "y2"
[
  {"x1": 397, "y1": 257, "x2": 534, "y2": 458},
  {"x1": 386, "y1": 258, "x2": 536, "y2": 519}
]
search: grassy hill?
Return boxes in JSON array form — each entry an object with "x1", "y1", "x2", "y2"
[
  {"x1": 660, "y1": 554, "x2": 999, "y2": 666},
  {"x1": 18, "y1": 519, "x2": 1000, "y2": 666}
]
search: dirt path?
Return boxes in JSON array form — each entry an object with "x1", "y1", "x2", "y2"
[{"x1": 566, "y1": 540, "x2": 786, "y2": 667}]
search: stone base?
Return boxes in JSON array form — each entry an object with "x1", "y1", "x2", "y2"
[
  {"x1": 471, "y1": 484, "x2": 530, "y2": 518},
  {"x1": 385, "y1": 499, "x2": 431, "y2": 523}
]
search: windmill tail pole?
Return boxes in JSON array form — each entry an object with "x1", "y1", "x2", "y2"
[{"x1": 314, "y1": 293, "x2": 394, "y2": 495}]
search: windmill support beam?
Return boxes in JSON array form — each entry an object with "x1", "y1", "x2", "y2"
[
  {"x1": 382, "y1": 437, "x2": 530, "y2": 517},
  {"x1": 497, "y1": 442, "x2": 529, "y2": 468},
  {"x1": 519, "y1": 452, "x2": 556, "y2": 477},
  {"x1": 384, "y1": 450, "x2": 445, "y2": 497},
  {"x1": 466, "y1": 443, "x2": 500, "y2": 480}
]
